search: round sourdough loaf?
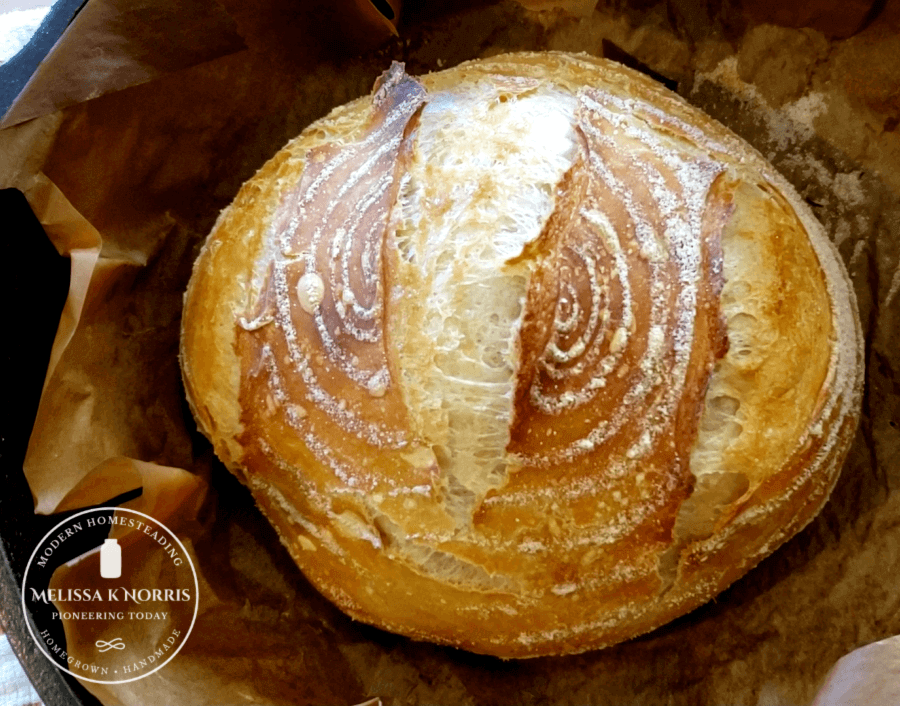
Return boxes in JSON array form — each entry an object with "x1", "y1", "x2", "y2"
[{"x1": 180, "y1": 52, "x2": 863, "y2": 658}]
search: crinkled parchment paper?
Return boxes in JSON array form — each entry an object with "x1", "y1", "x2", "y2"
[{"x1": 1, "y1": 0, "x2": 899, "y2": 704}]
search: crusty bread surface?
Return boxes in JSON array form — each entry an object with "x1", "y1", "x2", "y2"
[{"x1": 180, "y1": 52, "x2": 863, "y2": 658}]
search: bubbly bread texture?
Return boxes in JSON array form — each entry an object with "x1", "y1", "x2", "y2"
[{"x1": 180, "y1": 53, "x2": 864, "y2": 657}]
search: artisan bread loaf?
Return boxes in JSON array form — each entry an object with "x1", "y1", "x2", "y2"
[{"x1": 180, "y1": 52, "x2": 863, "y2": 657}]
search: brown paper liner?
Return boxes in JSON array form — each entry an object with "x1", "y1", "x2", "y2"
[
  {"x1": 2, "y1": 1, "x2": 899, "y2": 704},
  {"x1": 0, "y1": 0, "x2": 246, "y2": 129}
]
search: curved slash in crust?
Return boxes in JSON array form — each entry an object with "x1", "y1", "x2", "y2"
[
  {"x1": 498, "y1": 86, "x2": 732, "y2": 553},
  {"x1": 238, "y1": 63, "x2": 427, "y2": 448}
]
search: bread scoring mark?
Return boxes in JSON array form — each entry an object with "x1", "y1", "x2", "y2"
[
  {"x1": 679, "y1": 179, "x2": 864, "y2": 564},
  {"x1": 390, "y1": 80, "x2": 580, "y2": 512},
  {"x1": 238, "y1": 63, "x2": 427, "y2": 449},
  {"x1": 484, "y1": 86, "x2": 732, "y2": 570},
  {"x1": 513, "y1": 87, "x2": 727, "y2": 467},
  {"x1": 372, "y1": 510, "x2": 520, "y2": 593},
  {"x1": 238, "y1": 261, "x2": 276, "y2": 331}
]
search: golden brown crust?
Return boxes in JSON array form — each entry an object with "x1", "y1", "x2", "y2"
[{"x1": 180, "y1": 52, "x2": 863, "y2": 658}]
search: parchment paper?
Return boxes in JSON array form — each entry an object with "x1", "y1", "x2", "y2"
[{"x1": 2, "y1": 1, "x2": 898, "y2": 704}]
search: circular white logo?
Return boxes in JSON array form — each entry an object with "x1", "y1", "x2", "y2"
[{"x1": 21, "y1": 507, "x2": 198, "y2": 684}]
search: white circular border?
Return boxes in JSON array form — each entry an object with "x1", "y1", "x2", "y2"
[{"x1": 20, "y1": 507, "x2": 200, "y2": 685}]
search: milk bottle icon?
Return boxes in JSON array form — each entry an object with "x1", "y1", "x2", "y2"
[{"x1": 100, "y1": 538, "x2": 122, "y2": 579}]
